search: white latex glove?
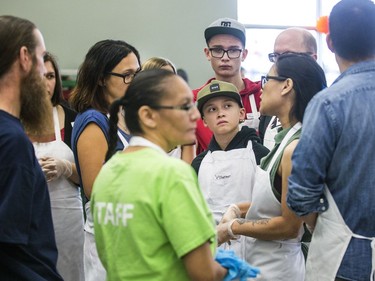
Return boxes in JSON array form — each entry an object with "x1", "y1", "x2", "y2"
[
  {"x1": 38, "y1": 156, "x2": 73, "y2": 182},
  {"x1": 220, "y1": 204, "x2": 241, "y2": 224},
  {"x1": 216, "y1": 219, "x2": 239, "y2": 246}
]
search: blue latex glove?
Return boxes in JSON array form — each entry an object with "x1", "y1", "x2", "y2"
[{"x1": 215, "y1": 249, "x2": 260, "y2": 281}]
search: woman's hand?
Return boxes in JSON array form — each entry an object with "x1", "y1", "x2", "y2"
[
  {"x1": 38, "y1": 156, "x2": 73, "y2": 182},
  {"x1": 220, "y1": 204, "x2": 241, "y2": 224},
  {"x1": 216, "y1": 219, "x2": 239, "y2": 246}
]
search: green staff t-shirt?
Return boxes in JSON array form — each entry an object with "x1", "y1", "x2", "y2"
[{"x1": 91, "y1": 148, "x2": 216, "y2": 281}]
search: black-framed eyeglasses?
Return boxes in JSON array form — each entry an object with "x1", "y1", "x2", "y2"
[
  {"x1": 151, "y1": 103, "x2": 196, "y2": 113},
  {"x1": 209, "y1": 48, "x2": 243, "y2": 59},
  {"x1": 261, "y1": 75, "x2": 289, "y2": 89},
  {"x1": 268, "y1": 51, "x2": 314, "y2": 63},
  {"x1": 107, "y1": 71, "x2": 139, "y2": 84}
]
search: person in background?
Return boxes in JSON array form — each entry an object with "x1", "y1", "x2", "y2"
[
  {"x1": 142, "y1": 56, "x2": 176, "y2": 73},
  {"x1": 44, "y1": 52, "x2": 77, "y2": 148},
  {"x1": 92, "y1": 69, "x2": 259, "y2": 281},
  {"x1": 193, "y1": 18, "x2": 262, "y2": 155},
  {"x1": 28, "y1": 52, "x2": 84, "y2": 281},
  {"x1": 0, "y1": 15, "x2": 62, "y2": 280},
  {"x1": 69, "y1": 39, "x2": 141, "y2": 281},
  {"x1": 217, "y1": 53, "x2": 327, "y2": 281},
  {"x1": 259, "y1": 28, "x2": 319, "y2": 257},
  {"x1": 192, "y1": 80, "x2": 269, "y2": 258},
  {"x1": 259, "y1": 27, "x2": 318, "y2": 150},
  {"x1": 177, "y1": 68, "x2": 189, "y2": 84},
  {"x1": 287, "y1": 1, "x2": 375, "y2": 280},
  {"x1": 142, "y1": 56, "x2": 196, "y2": 163}
]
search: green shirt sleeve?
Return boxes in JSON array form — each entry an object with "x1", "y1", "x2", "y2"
[{"x1": 161, "y1": 166, "x2": 216, "y2": 258}]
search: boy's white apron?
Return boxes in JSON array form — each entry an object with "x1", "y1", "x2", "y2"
[
  {"x1": 242, "y1": 94, "x2": 260, "y2": 130},
  {"x1": 198, "y1": 140, "x2": 257, "y2": 258}
]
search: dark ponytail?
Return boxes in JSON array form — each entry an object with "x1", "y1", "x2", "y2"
[{"x1": 105, "y1": 99, "x2": 122, "y2": 161}]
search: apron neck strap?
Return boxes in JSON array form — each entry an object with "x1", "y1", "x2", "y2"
[
  {"x1": 249, "y1": 94, "x2": 258, "y2": 114},
  {"x1": 53, "y1": 107, "x2": 62, "y2": 141},
  {"x1": 266, "y1": 122, "x2": 302, "y2": 172}
]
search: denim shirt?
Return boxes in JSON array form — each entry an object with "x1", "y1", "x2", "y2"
[{"x1": 287, "y1": 60, "x2": 375, "y2": 280}]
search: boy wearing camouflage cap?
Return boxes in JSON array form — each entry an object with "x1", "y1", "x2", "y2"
[{"x1": 191, "y1": 80, "x2": 269, "y2": 258}]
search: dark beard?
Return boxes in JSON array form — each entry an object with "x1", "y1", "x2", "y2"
[{"x1": 20, "y1": 66, "x2": 54, "y2": 137}]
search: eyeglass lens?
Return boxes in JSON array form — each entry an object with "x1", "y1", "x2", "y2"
[
  {"x1": 268, "y1": 51, "x2": 314, "y2": 63},
  {"x1": 210, "y1": 48, "x2": 242, "y2": 59}
]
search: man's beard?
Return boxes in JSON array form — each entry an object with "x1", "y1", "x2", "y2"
[{"x1": 20, "y1": 66, "x2": 54, "y2": 138}]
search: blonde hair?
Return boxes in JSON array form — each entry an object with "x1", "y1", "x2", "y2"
[{"x1": 142, "y1": 57, "x2": 176, "y2": 74}]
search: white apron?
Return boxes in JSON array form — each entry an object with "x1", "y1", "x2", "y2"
[
  {"x1": 198, "y1": 141, "x2": 257, "y2": 258},
  {"x1": 84, "y1": 202, "x2": 106, "y2": 281},
  {"x1": 33, "y1": 107, "x2": 84, "y2": 281},
  {"x1": 241, "y1": 94, "x2": 260, "y2": 131},
  {"x1": 245, "y1": 123, "x2": 305, "y2": 281},
  {"x1": 263, "y1": 116, "x2": 281, "y2": 150},
  {"x1": 306, "y1": 186, "x2": 375, "y2": 281}
]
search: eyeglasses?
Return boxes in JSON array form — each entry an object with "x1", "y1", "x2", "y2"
[
  {"x1": 151, "y1": 103, "x2": 196, "y2": 113},
  {"x1": 107, "y1": 71, "x2": 138, "y2": 84},
  {"x1": 261, "y1": 75, "x2": 289, "y2": 89},
  {"x1": 268, "y1": 51, "x2": 314, "y2": 63},
  {"x1": 209, "y1": 48, "x2": 243, "y2": 59}
]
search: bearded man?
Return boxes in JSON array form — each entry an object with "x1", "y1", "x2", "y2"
[{"x1": 0, "y1": 15, "x2": 62, "y2": 280}]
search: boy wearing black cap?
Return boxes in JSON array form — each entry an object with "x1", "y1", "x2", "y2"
[
  {"x1": 191, "y1": 80, "x2": 269, "y2": 258},
  {"x1": 193, "y1": 18, "x2": 262, "y2": 155}
]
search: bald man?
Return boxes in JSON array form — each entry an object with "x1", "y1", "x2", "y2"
[
  {"x1": 269, "y1": 27, "x2": 317, "y2": 63},
  {"x1": 259, "y1": 27, "x2": 318, "y2": 149}
]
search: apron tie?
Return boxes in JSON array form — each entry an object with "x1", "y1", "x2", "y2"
[{"x1": 351, "y1": 234, "x2": 375, "y2": 281}]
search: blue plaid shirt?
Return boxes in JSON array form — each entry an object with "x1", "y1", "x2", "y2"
[{"x1": 287, "y1": 60, "x2": 375, "y2": 281}]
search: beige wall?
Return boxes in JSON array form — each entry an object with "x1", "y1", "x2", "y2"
[{"x1": 2, "y1": 0, "x2": 237, "y2": 88}]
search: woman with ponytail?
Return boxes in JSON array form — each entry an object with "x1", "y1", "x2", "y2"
[{"x1": 91, "y1": 69, "x2": 260, "y2": 281}]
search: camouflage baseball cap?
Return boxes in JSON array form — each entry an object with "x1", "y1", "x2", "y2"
[{"x1": 197, "y1": 80, "x2": 243, "y2": 114}]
